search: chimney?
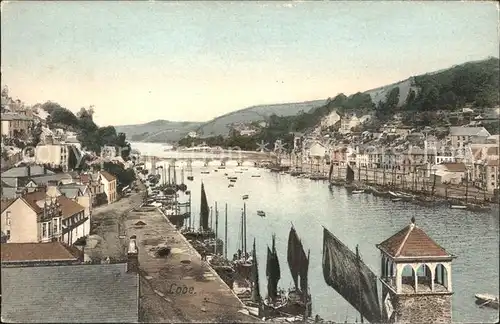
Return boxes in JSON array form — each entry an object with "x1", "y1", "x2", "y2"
[
  {"x1": 126, "y1": 235, "x2": 139, "y2": 273},
  {"x1": 27, "y1": 165, "x2": 31, "y2": 178}
]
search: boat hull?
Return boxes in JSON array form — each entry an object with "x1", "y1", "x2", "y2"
[
  {"x1": 475, "y1": 294, "x2": 499, "y2": 309},
  {"x1": 280, "y1": 289, "x2": 312, "y2": 317}
]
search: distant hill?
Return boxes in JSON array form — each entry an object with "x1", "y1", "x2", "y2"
[
  {"x1": 114, "y1": 120, "x2": 203, "y2": 143},
  {"x1": 115, "y1": 57, "x2": 499, "y2": 142},
  {"x1": 196, "y1": 99, "x2": 326, "y2": 137}
]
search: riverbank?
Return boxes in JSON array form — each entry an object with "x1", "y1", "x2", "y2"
[{"x1": 275, "y1": 163, "x2": 497, "y2": 206}]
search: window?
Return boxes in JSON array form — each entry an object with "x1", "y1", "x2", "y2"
[
  {"x1": 42, "y1": 223, "x2": 47, "y2": 237},
  {"x1": 53, "y1": 221, "x2": 58, "y2": 234},
  {"x1": 48, "y1": 221, "x2": 52, "y2": 236},
  {"x1": 6, "y1": 211, "x2": 11, "y2": 226},
  {"x1": 6, "y1": 230, "x2": 10, "y2": 240}
]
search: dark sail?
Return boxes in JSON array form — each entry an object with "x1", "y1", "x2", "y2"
[
  {"x1": 329, "y1": 163, "x2": 334, "y2": 182},
  {"x1": 200, "y1": 182, "x2": 209, "y2": 231},
  {"x1": 251, "y1": 238, "x2": 261, "y2": 303},
  {"x1": 322, "y1": 228, "x2": 381, "y2": 323},
  {"x1": 346, "y1": 164, "x2": 355, "y2": 183},
  {"x1": 266, "y1": 234, "x2": 281, "y2": 300},
  {"x1": 287, "y1": 227, "x2": 300, "y2": 289},
  {"x1": 299, "y1": 249, "x2": 310, "y2": 299}
]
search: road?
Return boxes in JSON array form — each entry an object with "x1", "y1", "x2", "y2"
[{"x1": 85, "y1": 183, "x2": 144, "y2": 262}]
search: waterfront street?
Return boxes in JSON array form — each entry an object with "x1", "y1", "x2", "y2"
[
  {"x1": 86, "y1": 183, "x2": 143, "y2": 261},
  {"x1": 87, "y1": 180, "x2": 256, "y2": 322}
]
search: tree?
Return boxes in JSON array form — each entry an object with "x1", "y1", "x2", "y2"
[
  {"x1": 385, "y1": 87, "x2": 400, "y2": 111},
  {"x1": 1, "y1": 85, "x2": 8, "y2": 98}
]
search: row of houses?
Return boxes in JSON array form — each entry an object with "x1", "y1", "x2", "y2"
[
  {"x1": 1, "y1": 165, "x2": 118, "y2": 244},
  {"x1": 295, "y1": 125, "x2": 499, "y2": 193}
]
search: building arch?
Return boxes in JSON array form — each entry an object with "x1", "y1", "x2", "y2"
[
  {"x1": 416, "y1": 263, "x2": 433, "y2": 291},
  {"x1": 434, "y1": 263, "x2": 449, "y2": 291},
  {"x1": 401, "y1": 264, "x2": 416, "y2": 291}
]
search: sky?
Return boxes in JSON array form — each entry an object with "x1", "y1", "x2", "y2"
[{"x1": 1, "y1": 1, "x2": 499, "y2": 126}]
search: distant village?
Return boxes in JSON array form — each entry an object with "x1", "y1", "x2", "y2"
[{"x1": 182, "y1": 106, "x2": 499, "y2": 197}]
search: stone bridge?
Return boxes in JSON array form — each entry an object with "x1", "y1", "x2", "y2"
[{"x1": 139, "y1": 149, "x2": 278, "y2": 167}]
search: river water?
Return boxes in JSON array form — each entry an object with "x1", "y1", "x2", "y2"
[{"x1": 132, "y1": 142, "x2": 499, "y2": 323}]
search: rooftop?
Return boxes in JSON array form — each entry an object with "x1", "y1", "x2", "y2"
[
  {"x1": 449, "y1": 126, "x2": 490, "y2": 137},
  {"x1": 1, "y1": 165, "x2": 54, "y2": 178},
  {"x1": 1, "y1": 242, "x2": 83, "y2": 263},
  {"x1": 377, "y1": 219, "x2": 451, "y2": 259},
  {"x1": 100, "y1": 170, "x2": 116, "y2": 182},
  {"x1": 1, "y1": 263, "x2": 139, "y2": 323},
  {"x1": 0, "y1": 112, "x2": 32, "y2": 121},
  {"x1": 441, "y1": 162, "x2": 467, "y2": 172}
]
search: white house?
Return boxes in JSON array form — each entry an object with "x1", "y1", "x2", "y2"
[
  {"x1": 307, "y1": 141, "x2": 327, "y2": 158},
  {"x1": 35, "y1": 143, "x2": 76, "y2": 172},
  {"x1": 339, "y1": 115, "x2": 361, "y2": 134},
  {"x1": 320, "y1": 111, "x2": 341, "y2": 129},
  {"x1": 99, "y1": 171, "x2": 117, "y2": 204}
]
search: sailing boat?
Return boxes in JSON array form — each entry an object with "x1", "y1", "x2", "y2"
[
  {"x1": 182, "y1": 183, "x2": 215, "y2": 240},
  {"x1": 328, "y1": 163, "x2": 334, "y2": 189},
  {"x1": 283, "y1": 225, "x2": 312, "y2": 317},
  {"x1": 233, "y1": 202, "x2": 253, "y2": 278},
  {"x1": 345, "y1": 164, "x2": 357, "y2": 190},
  {"x1": 264, "y1": 234, "x2": 288, "y2": 312},
  {"x1": 322, "y1": 227, "x2": 382, "y2": 323},
  {"x1": 241, "y1": 238, "x2": 262, "y2": 317}
]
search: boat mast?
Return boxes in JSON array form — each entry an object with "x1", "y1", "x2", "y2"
[
  {"x1": 188, "y1": 190, "x2": 192, "y2": 230},
  {"x1": 240, "y1": 209, "x2": 244, "y2": 253},
  {"x1": 225, "y1": 203, "x2": 228, "y2": 259},
  {"x1": 355, "y1": 245, "x2": 364, "y2": 324},
  {"x1": 243, "y1": 202, "x2": 247, "y2": 256},
  {"x1": 173, "y1": 161, "x2": 177, "y2": 184},
  {"x1": 431, "y1": 168, "x2": 436, "y2": 197},
  {"x1": 215, "y1": 202, "x2": 218, "y2": 255},
  {"x1": 412, "y1": 168, "x2": 416, "y2": 191},
  {"x1": 210, "y1": 206, "x2": 213, "y2": 232},
  {"x1": 465, "y1": 170, "x2": 469, "y2": 204}
]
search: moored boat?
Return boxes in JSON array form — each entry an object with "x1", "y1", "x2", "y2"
[
  {"x1": 475, "y1": 293, "x2": 499, "y2": 309},
  {"x1": 282, "y1": 225, "x2": 312, "y2": 318},
  {"x1": 263, "y1": 234, "x2": 288, "y2": 314},
  {"x1": 257, "y1": 210, "x2": 266, "y2": 217}
]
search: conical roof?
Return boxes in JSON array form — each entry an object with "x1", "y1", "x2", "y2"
[{"x1": 376, "y1": 218, "x2": 451, "y2": 259}]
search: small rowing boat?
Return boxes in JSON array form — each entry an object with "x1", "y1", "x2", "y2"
[
  {"x1": 242, "y1": 194, "x2": 249, "y2": 200},
  {"x1": 351, "y1": 190, "x2": 364, "y2": 194},
  {"x1": 257, "y1": 210, "x2": 266, "y2": 217},
  {"x1": 475, "y1": 293, "x2": 499, "y2": 309},
  {"x1": 450, "y1": 204, "x2": 467, "y2": 209}
]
